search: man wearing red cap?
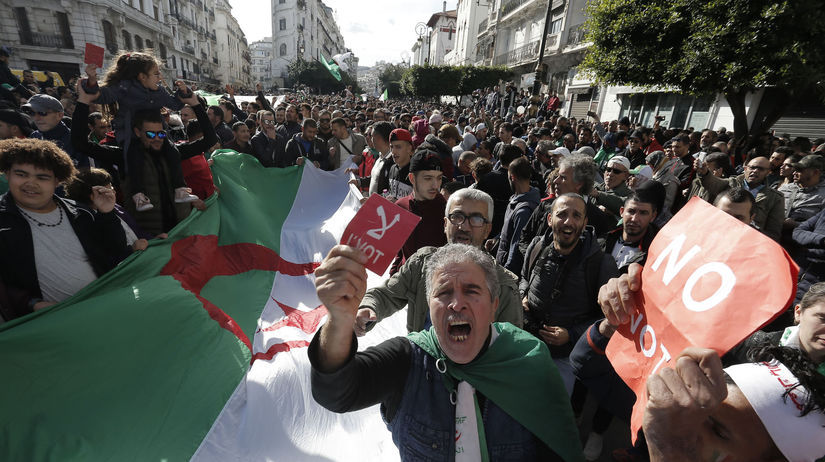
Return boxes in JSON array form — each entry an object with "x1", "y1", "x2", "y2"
[{"x1": 386, "y1": 128, "x2": 414, "y2": 200}]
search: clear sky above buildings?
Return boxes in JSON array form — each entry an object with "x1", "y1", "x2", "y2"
[{"x1": 229, "y1": 0, "x2": 454, "y2": 67}]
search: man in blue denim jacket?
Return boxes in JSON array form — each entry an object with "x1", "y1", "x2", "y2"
[{"x1": 310, "y1": 243, "x2": 584, "y2": 462}]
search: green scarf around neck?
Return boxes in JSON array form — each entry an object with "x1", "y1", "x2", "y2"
[{"x1": 408, "y1": 322, "x2": 585, "y2": 462}]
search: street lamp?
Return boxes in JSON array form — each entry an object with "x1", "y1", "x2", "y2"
[{"x1": 415, "y1": 22, "x2": 429, "y2": 65}]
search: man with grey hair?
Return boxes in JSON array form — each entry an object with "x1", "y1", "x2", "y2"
[
  {"x1": 511, "y1": 137, "x2": 529, "y2": 155},
  {"x1": 532, "y1": 140, "x2": 555, "y2": 177},
  {"x1": 354, "y1": 188, "x2": 523, "y2": 335},
  {"x1": 518, "y1": 154, "x2": 615, "y2": 258},
  {"x1": 311, "y1": 243, "x2": 583, "y2": 461}
]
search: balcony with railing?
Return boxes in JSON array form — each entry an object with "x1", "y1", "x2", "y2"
[
  {"x1": 27, "y1": 32, "x2": 70, "y2": 49},
  {"x1": 183, "y1": 44, "x2": 195, "y2": 54},
  {"x1": 500, "y1": 0, "x2": 536, "y2": 18},
  {"x1": 493, "y1": 39, "x2": 539, "y2": 66},
  {"x1": 493, "y1": 33, "x2": 559, "y2": 66},
  {"x1": 565, "y1": 23, "x2": 588, "y2": 49},
  {"x1": 477, "y1": 18, "x2": 489, "y2": 35}
]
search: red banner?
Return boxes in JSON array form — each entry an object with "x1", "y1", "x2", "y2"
[
  {"x1": 606, "y1": 197, "x2": 799, "y2": 440},
  {"x1": 341, "y1": 194, "x2": 420, "y2": 275}
]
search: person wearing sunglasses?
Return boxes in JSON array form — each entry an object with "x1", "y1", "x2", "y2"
[
  {"x1": 73, "y1": 82, "x2": 206, "y2": 237},
  {"x1": 352, "y1": 187, "x2": 523, "y2": 337},
  {"x1": 591, "y1": 156, "x2": 633, "y2": 219},
  {"x1": 25, "y1": 94, "x2": 87, "y2": 168},
  {"x1": 694, "y1": 153, "x2": 785, "y2": 242}
]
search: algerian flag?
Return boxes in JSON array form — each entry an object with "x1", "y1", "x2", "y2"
[
  {"x1": 320, "y1": 53, "x2": 342, "y2": 81},
  {"x1": 195, "y1": 89, "x2": 222, "y2": 106},
  {"x1": 0, "y1": 151, "x2": 404, "y2": 461},
  {"x1": 361, "y1": 93, "x2": 368, "y2": 102},
  {"x1": 332, "y1": 52, "x2": 353, "y2": 72},
  {"x1": 380, "y1": 88, "x2": 389, "y2": 101}
]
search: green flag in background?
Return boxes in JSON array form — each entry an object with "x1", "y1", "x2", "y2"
[
  {"x1": 380, "y1": 89, "x2": 389, "y2": 101},
  {"x1": 195, "y1": 89, "x2": 222, "y2": 106},
  {"x1": 320, "y1": 53, "x2": 342, "y2": 81}
]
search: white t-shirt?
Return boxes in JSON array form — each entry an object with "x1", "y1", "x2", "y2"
[
  {"x1": 337, "y1": 135, "x2": 354, "y2": 167},
  {"x1": 22, "y1": 206, "x2": 98, "y2": 302}
]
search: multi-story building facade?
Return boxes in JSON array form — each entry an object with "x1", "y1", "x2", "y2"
[
  {"x1": 444, "y1": 0, "x2": 488, "y2": 66},
  {"x1": 0, "y1": 0, "x2": 248, "y2": 89},
  {"x1": 270, "y1": 0, "x2": 353, "y2": 87},
  {"x1": 473, "y1": 0, "x2": 585, "y2": 92},
  {"x1": 463, "y1": 0, "x2": 825, "y2": 136},
  {"x1": 250, "y1": 38, "x2": 275, "y2": 89},
  {"x1": 426, "y1": 6, "x2": 456, "y2": 66},
  {"x1": 214, "y1": 0, "x2": 250, "y2": 89}
]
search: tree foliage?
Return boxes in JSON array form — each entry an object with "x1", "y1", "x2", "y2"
[
  {"x1": 378, "y1": 63, "x2": 408, "y2": 97},
  {"x1": 581, "y1": 0, "x2": 825, "y2": 151},
  {"x1": 287, "y1": 57, "x2": 360, "y2": 94},
  {"x1": 399, "y1": 65, "x2": 511, "y2": 98},
  {"x1": 458, "y1": 66, "x2": 512, "y2": 95}
]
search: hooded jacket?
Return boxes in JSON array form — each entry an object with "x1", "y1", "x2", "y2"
[{"x1": 496, "y1": 187, "x2": 541, "y2": 274}]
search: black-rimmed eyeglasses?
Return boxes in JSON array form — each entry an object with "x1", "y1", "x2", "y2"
[{"x1": 448, "y1": 212, "x2": 488, "y2": 228}]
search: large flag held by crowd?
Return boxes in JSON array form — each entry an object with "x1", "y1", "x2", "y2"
[{"x1": 0, "y1": 152, "x2": 404, "y2": 461}]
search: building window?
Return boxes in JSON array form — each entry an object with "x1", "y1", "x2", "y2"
[
  {"x1": 56, "y1": 12, "x2": 74, "y2": 49},
  {"x1": 145, "y1": 39, "x2": 153, "y2": 51},
  {"x1": 122, "y1": 30, "x2": 133, "y2": 50},
  {"x1": 102, "y1": 20, "x2": 118, "y2": 53},
  {"x1": 617, "y1": 92, "x2": 715, "y2": 130},
  {"x1": 279, "y1": 18, "x2": 286, "y2": 31},
  {"x1": 549, "y1": 18, "x2": 562, "y2": 35},
  {"x1": 279, "y1": 0, "x2": 285, "y2": 3},
  {"x1": 134, "y1": 34, "x2": 143, "y2": 50},
  {"x1": 280, "y1": 43, "x2": 287, "y2": 56},
  {"x1": 159, "y1": 43, "x2": 167, "y2": 59},
  {"x1": 171, "y1": 55, "x2": 176, "y2": 69},
  {"x1": 154, "y1": 5, "x2": 159, "y2": 19}
]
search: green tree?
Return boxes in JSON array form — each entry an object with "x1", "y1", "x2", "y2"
[
  {"x1": 287, "y1": 57, "x2": 361, "y2": 94},
  {"x1": 378, "y1": 63, "x2": 407, "y2": 97},
  {"x1": 400, "y1": 65, "x2": 461, "y2": 98},
  {"x1": 457, "y1": 66, "x2": 511, "y2": 95},
  {"x1": 397, "y1": 65, "x2": 510, "y2": 99},
  {"x1": 581, "y1": 0, "x2": 825, "y2": 157}
]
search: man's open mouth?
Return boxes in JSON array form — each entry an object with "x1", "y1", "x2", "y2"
[{"x1": 448, "y1": 320, "x2": 471, "y2": 341}]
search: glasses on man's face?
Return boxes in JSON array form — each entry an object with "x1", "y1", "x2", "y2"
[
  {"x1": 320, "y1": 118, "x2": 330, "y2": 123},
  {"x1": 448, "y1": 211, "x2": 488, "y2": 228},
  {"x1": 144, "y1": 130, "x2": 167, "y2": 139},
  {"x1": 262, "y1": 119, "x2": 275, "y2": 125},
  {"x1": 33, "y1": 111, "x2": 52, "y2": 117},
  {"x1": 605, "y1": 167, "x2": 628, "y2": 175}
]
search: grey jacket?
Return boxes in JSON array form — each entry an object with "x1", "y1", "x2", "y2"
[{"x1": 327, "y1": 130, "x2": 367, "y2": 169}]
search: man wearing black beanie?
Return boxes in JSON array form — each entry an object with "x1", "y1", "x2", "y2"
[{"x1": 390, "y1": 149, "x2": 448, "y2": 274}]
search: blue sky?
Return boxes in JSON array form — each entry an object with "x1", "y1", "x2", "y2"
[{"x1": 229, "y1": 0, "x2": 454, "y2": 66}]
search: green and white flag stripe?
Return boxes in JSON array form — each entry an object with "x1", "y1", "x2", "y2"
[{"x1": 0, "y1": 152, "x2": 402, "y2": 461}]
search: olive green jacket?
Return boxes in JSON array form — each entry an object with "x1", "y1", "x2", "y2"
[{"x1": 361, "y1": 246, "x2": 523, "y2": 333}]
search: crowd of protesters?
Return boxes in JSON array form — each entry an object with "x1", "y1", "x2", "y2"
[{"x1": 1, "y1": 43, "x2": 824, "y2": 462}]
